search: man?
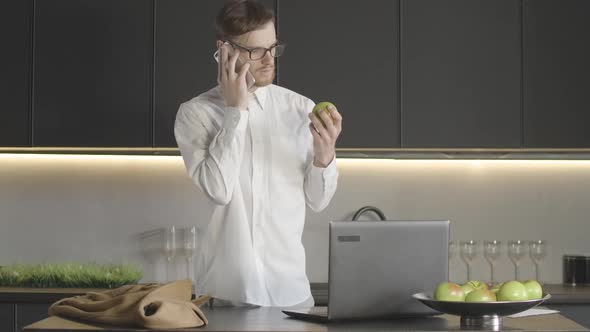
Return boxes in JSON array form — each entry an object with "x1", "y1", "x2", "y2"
[{"x1": 174, "y1": 0, "x2": 342, "y2": 307}]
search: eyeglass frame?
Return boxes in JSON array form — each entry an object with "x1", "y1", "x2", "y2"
[{"x1": 224, "y1": 39, "x2": 286, "y2": 60}]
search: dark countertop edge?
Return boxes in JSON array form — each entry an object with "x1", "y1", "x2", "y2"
[
  {"x1": 545, "y1": 295, "x2": 590, "y2": 305},
  {"x1": 2, "y1": 283, "x2": 590, "y2": 305},
  {"x1": 0, "y1": 288, "x2": 107, "y2": 303}
]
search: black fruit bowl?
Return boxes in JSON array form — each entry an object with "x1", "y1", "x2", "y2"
[{"x1": 412, "y1": 292, "x2": 551, "y2": 330}]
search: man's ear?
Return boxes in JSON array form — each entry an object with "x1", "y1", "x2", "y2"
[{"x1": 216, "y1": 40, "x2": 224, "y2": 49}]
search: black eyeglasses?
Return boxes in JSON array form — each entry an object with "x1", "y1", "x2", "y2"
[{"x1": 225, "y1": 40, "x2": 286, "y2": 60}]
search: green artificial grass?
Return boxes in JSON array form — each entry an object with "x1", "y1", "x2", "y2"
[{"x1": 0, "y1": 263, "x2": 143, "y2": 288}]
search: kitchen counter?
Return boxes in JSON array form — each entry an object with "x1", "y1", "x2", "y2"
[
  {"x1": 3, "y1": 284, "x2": 590, "y2": 304},
  {"x1": 23, "y1": 307, "x2": 589, "y2": 332}
]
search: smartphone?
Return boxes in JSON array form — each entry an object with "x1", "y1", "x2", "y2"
[{"x1": 213, "y1": 42, "x2": 256, "y2": 90}]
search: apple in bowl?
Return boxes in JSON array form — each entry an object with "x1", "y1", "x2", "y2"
[
  {"x1": 461, "y1": 280, "x2": 488, "y2": 296},
  {"x1": 465, "y1": 289, "x2": 497, "y2": 302},
  {"x1": 496, "y1": 280, "x2": 528, "y2": 301},
  {"x1": 434, "y1": 282, "x2": 465, "y2": 301},
  {"x1": 433, "y1": 279, "x2": 544, "y2": 302},
  {"x1": 523, "y1": 280, "x2": 543, "y2": 300}
]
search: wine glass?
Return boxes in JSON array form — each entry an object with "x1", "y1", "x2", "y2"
[
  {"x1": 460, "y1": 240, "x2": 478, "y2": 282},
  {"x1": 448, "y1": 241, "x2": 457, "y2": 281},
  {"x1": 508, "y1": 240, "x2": 528, "y2": 281},
  {"x1": 183, "y1": 226, "x2": 197, "y2": 283},
  {"x1": 164, "y1": 226, "x2": 176, "y2": 282},
  {"x1": 484, "y1": 240, "x2": 502, "y2": 283},
  {"x1": 529, "y1": 240, "x2": 546, "y2": 283}
]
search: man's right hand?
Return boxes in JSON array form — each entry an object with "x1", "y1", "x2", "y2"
[{"x1": 217, "y1": 44, "x2": 251, "y2": 111}]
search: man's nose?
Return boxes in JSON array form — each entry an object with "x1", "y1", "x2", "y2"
[{"x1": 261, "y1": 51, "x2": 274, "y2": 65}]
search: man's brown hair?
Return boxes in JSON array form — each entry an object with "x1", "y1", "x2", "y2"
[{"x1": 215, "y1": 0, "x2": 275, "y2": 40}]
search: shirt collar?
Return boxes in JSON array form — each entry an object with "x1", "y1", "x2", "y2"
[{"x1": 252, "y1": 85, "x2": 268, "y2": 110}]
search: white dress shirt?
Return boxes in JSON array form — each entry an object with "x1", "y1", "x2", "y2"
[{"x1": 174, "y1": 84, "x2": 338, "y2": 306}]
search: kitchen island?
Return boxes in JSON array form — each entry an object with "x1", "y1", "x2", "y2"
[{"x1": 24, "y1": 306, "x2": 589, "y2": 332}]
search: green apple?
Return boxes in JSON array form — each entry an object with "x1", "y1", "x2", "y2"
[
  {"x1": 461, "y1": 283, "x2": 475, "y2": 296},
  {"x1": 490, "y1": 282, "x2": 504, "y2": 294},
  {"x1": 522, "y1": 280, "x2": 543, "y2": 300},
  {"x1": 497, "y1": 280, "x2": 528, "y2": 301},
  {"x1": 465, "y1": 289, "x2": 497, "y2": 302},
  {"x1": 312, "y1": 101, "x2": 336, "y2": 126},
  {"x1": 434, "y1": 282, "x2": 465, "y2": 301},
  {"x1": 464, "y1": 280, "x2": 489, "y2": 291}
]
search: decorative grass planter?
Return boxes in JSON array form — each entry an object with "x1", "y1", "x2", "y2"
[{"x1": 0, "y1": 263, "x2": 143, "y2": 288}]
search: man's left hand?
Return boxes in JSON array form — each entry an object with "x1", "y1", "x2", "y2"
[{"x1": 308, "y1": 104, "x2": 342, "y2": 168}]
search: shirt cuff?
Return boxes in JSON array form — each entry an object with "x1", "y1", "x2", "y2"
[
  {"x1": 222, "y1": 107, "x2": 249, "y2": 132},
  {"x1": 310, "y1": 156, "x2": 338, "y2": 179}
]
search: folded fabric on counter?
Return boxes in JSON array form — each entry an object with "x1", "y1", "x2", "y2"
[{"x1": 48, "y1": 279, "x2": 209, "y2": 329}]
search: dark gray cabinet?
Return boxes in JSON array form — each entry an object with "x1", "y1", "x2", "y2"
[
  {"x1": 16, "y1": 304, "x2": 49, "y2": 332},
  {"x1": 278, "y1": 0, "x2": 400, "y2": 149},
  {"x1": 523, "y1": 0, "x2": 590, "y2": 148},
  {"x1": 154, "y1": 0, "x2": 275, "y2": 147},
  {"x1": 154, "y1": 0, "x2": 218, "y2": 148},
  {"x1": 0, "y1": 304, "x2": 15, "y2": 332},
  {"x1": 3, "y1": 0, "x2": 590, "y2": 150},
  {"x1": 33, "y1": 0, "x2": 153, "y2": 147},
  {"x1": 401, "y1": 0, "x2": 521, "y2": 148},
  {"x1": 1, "y1": 0, "x2": 32, "y2": 147},
  {"x1": 0, "y1": 303, "x2": 46, "y2": 332}
]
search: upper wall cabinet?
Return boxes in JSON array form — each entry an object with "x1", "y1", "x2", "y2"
[
  {"x1": 33, "y1": 0, "x2": 153, "y2": 147},
  {"x1": 0, "y1": 0, "x2": 32, "y2": 147},
  {"x1": 401, "y1": 0, "x2": 522, "y2": 148},
  {"x1": 154, "y1": 0, "x2": 275, "y2": 147},
  {"x1": 523, "y1": 0, "x2": 590, "y2": 148},
  {"x1": 278, "y1": 0, "x2": 400, "y2": 148},
  {"x1": 3, "y1": 0, "x2": 590, "y2": 151}
]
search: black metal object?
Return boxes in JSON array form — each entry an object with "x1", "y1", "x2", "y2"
[
  {"x1": 351, "y1": 206, "x2": 387, "y2": 221},
  {"x1": 563, "y1": 255, "x2": 589, "y2": 287}
]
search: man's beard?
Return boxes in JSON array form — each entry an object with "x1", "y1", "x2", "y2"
[{"x1": 254, "y1": 70, "x2": 275, "y2": 87}]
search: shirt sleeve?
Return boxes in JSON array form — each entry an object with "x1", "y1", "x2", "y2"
[
  {"x1": 302, "y1": 98, "x2": 339, "y2": 212},
  {"x1": 174, "y1": 102, "x2": 249, "y2": 205}
]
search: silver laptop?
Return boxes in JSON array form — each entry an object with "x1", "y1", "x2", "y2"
[{"x1": 283, "y1": 220, "x2": 449, "y2": 321}]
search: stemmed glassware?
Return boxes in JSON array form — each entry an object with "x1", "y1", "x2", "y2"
[
  {"x1": 460, "y1": 240, "x2": 478, "y2": 282},
  {"x1": 454, "y1": 239, "x2": 543, "y2": 284},
  {"x1": 164, "y1": 226, "x2": 176, "y2": 282},
  {"x1": 529, "y1": 240, "x2": 546, "y2": 283},
  {"x1": 183, "y1": 227, "x2": 197, "y2": 284},
  {"x1": 484, "y1": 240, "x2": 502, "y2": 283},
  {"x1": 508, "y1": 240, "x2": 528, "y2": 281}
]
